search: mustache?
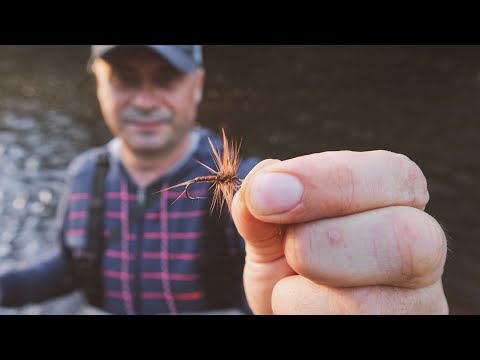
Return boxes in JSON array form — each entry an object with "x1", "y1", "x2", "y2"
[{"x1": 121, "y1": 107, "x2": 174, "y2": 124}]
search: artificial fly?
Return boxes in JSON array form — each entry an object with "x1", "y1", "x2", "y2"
[{"x1": 157, "y1": 128, "x2": 243, "y2": 214}]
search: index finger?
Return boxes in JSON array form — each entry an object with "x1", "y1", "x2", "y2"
[{"x1": 241, "y1": 150, "x2": 429, "y2": 225}]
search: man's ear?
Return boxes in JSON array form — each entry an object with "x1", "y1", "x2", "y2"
[{"x1": 89, "y1": 59, "x2": 101, "y2": 87}]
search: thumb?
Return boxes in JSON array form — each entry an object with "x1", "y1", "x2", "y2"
[
  {"x1": 231, "y1": 159, "x2": 296, "y2": 314},
  {"x1": 232, "y1": 159, "x2": 285, "y2": 262}
]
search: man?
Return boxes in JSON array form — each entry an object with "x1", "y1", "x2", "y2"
[{"x1": 0, "y1": 45, "x2": 448, "y2": 314}]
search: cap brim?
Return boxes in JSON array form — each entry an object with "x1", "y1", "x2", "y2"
[{"x1": 89, "y1": 45, "x2": 200, "y2": 73}]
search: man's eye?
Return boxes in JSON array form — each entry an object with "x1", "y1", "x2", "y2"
[
  {"x1": 153, "y1": 73, "x2": 182, "y2": 88},
  {"x1": 111, "y1": 72, "x2": 140, "y2": 88}
]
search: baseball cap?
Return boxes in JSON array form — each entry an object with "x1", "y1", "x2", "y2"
[{"x1": 89, "y1": 45, "x2": 203, "y2": 73}]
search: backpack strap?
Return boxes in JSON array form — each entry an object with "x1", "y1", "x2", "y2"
[
  {"x1": 72, "y1": 149, "x2": 165, "y2": 307},
  {"x1": 72, "y1": 149, "x2": 110, "y2": 307},
  {"x1": 73, "y1": 147, "x2": 236, "y2": 310}
]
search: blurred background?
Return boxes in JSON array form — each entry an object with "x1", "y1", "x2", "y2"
[{"x1": 0, "y1": 45, "x2": 478, "y2": 314}]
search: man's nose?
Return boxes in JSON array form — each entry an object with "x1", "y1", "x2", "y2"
[{"x1": 131, "y1": 83, "x2": 164, "y2": 109}]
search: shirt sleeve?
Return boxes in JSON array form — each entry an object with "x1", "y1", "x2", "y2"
[
  {"x1": 0, "y1": 249, "x2": 75, "y2": 307},
  {"x1": 0, "y1": 167, "x2": 78, "y2": 308}
]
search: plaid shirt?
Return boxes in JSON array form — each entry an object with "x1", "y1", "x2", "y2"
[{"x1": 0, "y1": 127, "x2": 259, "y2": 314}]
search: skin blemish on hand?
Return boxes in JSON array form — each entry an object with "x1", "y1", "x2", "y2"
[{"x1": 326, "y1": 229, "x2": 344, "y2": 246}]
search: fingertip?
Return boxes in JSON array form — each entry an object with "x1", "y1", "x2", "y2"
[
  {"x1": 239, "y1": 159, "x2": 282, "y2": 216},
  {"x1": 231, "y1": 191, "x2": 243, "y2": 227},
  {"x1": 231, "y1": 159, "x2": 287, "y2": 252},
  {"x1": 231, "y1": 159, "x2": 281, "y2": 227},
  {"x1": 247, "y1": 172, "x2": 304, "y2": 217},
  {"x1": 233, "y1": 158, "x2": 281, "y2": 222}
]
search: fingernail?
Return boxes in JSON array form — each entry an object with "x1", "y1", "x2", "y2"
[{"x1": 248, "y1": 172, "x2": 304, "y2": 216}]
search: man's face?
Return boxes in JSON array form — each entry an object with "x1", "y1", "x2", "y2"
[{"x1": 92, "y1": 47, "x2": 204, "y2": 157}]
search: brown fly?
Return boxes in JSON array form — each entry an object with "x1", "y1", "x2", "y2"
[{"x1": 157, "y1": 128, "x2": 243, "y2": 214}]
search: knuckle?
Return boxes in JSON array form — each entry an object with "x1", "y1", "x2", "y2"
[
  {"x1": 332, "y1": 287, "x2": 380, "y2": 315},
  {"x1": 284, "y1": 225, "x2": 317, "y2": 279},
  {"x1": 391, "y1": 207, "x2": 447, "y2": 286},
  {"x1": 423, "y1": 215, "x2": 448, "y2": 278},
  {"x1": 397, "y1": 153, "x2": 430, "y2": 207},
  {"x1": 271, "y1": 276, "x2": 311, "y2": 315},
  {"x1": 325, "y1": 156, "x2": 356, "y2": 214}
]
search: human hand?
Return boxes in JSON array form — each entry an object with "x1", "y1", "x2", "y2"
[{"x1": 231, "y1": 151, "x2": 448, "y2": 314}]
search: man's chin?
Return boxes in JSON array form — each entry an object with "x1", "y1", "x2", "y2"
[
  {"x1": 131, "y1": 146, "x2": 170, "y2": 157},
  {"x1": 127, "y1": 141, "x2": 175, "y2": 157},
  {"x1": 124, "y1": 130, "x2": 189, "y2": 158}
]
